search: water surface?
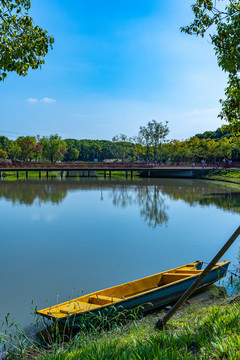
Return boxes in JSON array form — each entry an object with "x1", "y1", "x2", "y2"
[{"x1": 0, "y1": 177, "x2": 239, "y2": 330}]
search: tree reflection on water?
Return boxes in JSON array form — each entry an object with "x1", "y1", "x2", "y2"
[
  {"x1": 0, "y1": 181, "x2": 67, "y2": 205},
  {"x1": 111, "y1": 180, "x2": 240, "y2": 228},
  {"x1": 111, "y1": 184, "x2": 169, "y2": 228},
  {"x1": 199, "y1": 192, "x2": 240, "y2": 214},
  {"x1": 0, "y1": 178, "x2": 239, "y2": 227}
]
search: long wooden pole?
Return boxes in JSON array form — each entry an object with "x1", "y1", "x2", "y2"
[{"x1": 156, "y1": 226, "x2": 240, "y2": 330}]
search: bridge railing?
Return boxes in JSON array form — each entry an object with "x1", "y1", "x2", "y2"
[{"x1": 0, "y1": 162, "x2": 155, "y2": 169}]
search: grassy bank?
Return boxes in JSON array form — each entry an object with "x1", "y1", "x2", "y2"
[
  {"x1": 2, "y1": 169, "x2": 240, "y2": 184},
  {"x1": 2, "y1": 171, "x2": 60, "y2": 180},
  {"x1": 96, "y1": 170, "x2": 140, "y2": 178},
  {"x1": 2, "y1": 290, "x2": 240, "y2": 360},
  {"x1": 1, "y1": 170, "x2": 141, "y2": 180},
  {"x1": 40, "y1": 302, "x2": 240, "y2": 360},
  {"x1": 54, "y1": 302, "x2": 240, "y2": 360},
  {"x1": 204, "y1": 169, "x2": 240, "y2": 184}
]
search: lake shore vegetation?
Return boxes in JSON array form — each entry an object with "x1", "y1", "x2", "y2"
[
  {"x1": 0, "y1": 123, "x2": 240, "y2": 184},
  {"x1": 1, "y1": 286, "x2": 240, "y2": 360},
  {"x1": 204, "y1": 169, "x2": 240, "y2": 184}
]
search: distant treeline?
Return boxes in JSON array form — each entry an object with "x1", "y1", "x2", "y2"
[
  {"x1": 0, "y1": 124, "x2": 239, "y2": 163},
  {"x1": 64, "y1": 126, "x2": 237, "y2": 163},
  {"x1": 64, "y1": 139, "x2": 118, "y2": 162},
  {"x1": 195, "y1": 127, "x2": 233, "y2": 141}
]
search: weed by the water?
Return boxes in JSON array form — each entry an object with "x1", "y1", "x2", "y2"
[
  {"x1": 35, "y1": 303, "x2": 240, "y2": 359},
  {"x1": 2, "y1": 297, "x2": 240, "y2": 359}
]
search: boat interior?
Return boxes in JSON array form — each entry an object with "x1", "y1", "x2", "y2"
[{"x1": 37, "y1": 261, "x2": 227, "y2": 319}]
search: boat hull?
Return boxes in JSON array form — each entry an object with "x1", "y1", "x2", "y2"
[
  {"x1": 37, "y1": 261, "x2": 229, "y2": 328},
  {"x1": 67, "y1": 262, "x2": 229, "y2": 327}
]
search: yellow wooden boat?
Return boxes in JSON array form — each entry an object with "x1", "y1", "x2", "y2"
[{"x1": 37, "y1": 260, "x2": 229, "y2": 326}]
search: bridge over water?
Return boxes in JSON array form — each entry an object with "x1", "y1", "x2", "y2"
[{"x1": 0, "y1": 164, "x2": 222, "y2": 179}]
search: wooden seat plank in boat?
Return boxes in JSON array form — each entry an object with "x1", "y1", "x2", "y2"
[
  {"x1": 174, "y1": 270, "x2": 202, "y2": 274},
  {"x1": 88, "y1": 295, "x2": 121, "y2": 305},
  {"x1": 159, "y1": 273, "x2": 192, "y2": 285},
  {"x1": 59, "y1": 302, "x2": 99, "y2": 314}
]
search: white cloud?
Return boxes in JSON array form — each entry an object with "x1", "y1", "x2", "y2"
[
  {"x1": 27, "y1": 97, "x2": 56, "y2": 103},
  {"x1": 27, "y1": 98, "x2": 38, "y2": 103},
  {"x1": 31, "y1": 214, "x2": 57, "y2": 222},
  {"x1": 45, "y1": 214, "x2": 57, "y2": 222},
  {"x1": 41, "y1": 97, "x2": 56, "y2": 103},
  {"x1": 31, "y1": 214, "x2": 40, "y2": 221}
]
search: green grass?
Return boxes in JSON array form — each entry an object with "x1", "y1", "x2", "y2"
[
  {"x1": 2, "y1": 171, "x2": 61, "y2": 180},
  {"x1": 36, "y1": 302, "x2": 240, "y2": 360},
  {"x1": 205, "y1": 169, "x2": 240, "y2": 184},
  {"x1": 96, "y1": 170, "x2": 140, "y2": 178},
  {"x1": 2, "y1": 296, "x2": 240, "y2": 360},
  {"x1": 1, "y1": 170, "x2": 141, "y2": 180}
]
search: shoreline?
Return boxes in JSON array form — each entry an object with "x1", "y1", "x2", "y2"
[
  {"x1": 2, "y1": 285, "x2": 240, "y2": 359},
  {"x1": 1, "y1": 168, "x2": 240, "y2": 183},
  {"x1": 201, "y1": 169, "x2": 240, "y2": 185}
]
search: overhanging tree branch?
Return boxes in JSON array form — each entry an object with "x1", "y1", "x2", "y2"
[
  {"x1": 0, "y1": 0, "x2": 54, "y2": 81},
  {"x1": 181, "y1": 0, "x2": 240, "y2": 134}
]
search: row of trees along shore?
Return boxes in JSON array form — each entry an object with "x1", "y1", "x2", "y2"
[{"x1": 0, "y1": 121, "x2": 239, "y2": 164}]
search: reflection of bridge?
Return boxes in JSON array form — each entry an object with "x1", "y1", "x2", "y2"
[{"x1": 0, "y1": 164, "x2": 224, "y2": 179}]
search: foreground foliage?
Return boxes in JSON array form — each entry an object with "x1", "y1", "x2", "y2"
[
  {"x1": 39, "y1": 303, "x2": 240, "y2": 360},
  {"x1": 1, "y1": 298, "x2": 240, "y2": 359},
  {"x1": 181, "y1": 0, "x2": 240, "y2": 133}
]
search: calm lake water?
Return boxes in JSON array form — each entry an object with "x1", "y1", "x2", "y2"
[{"x1": 0, "y1": 177, "x2": 239, "y2": 331}]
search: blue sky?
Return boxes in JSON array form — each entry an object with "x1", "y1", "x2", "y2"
[{"x1": 0, "y1": 0, "x2": 227, "y2": 141}]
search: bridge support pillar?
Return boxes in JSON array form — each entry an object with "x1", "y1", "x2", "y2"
[
  {"x1": 148, "y1": 170, "x2": 151, "y2": 178},
  {"x1": 26, "y1": 171, "x2": 28, "y2": 179},
  {"x1": 61, "y1": 171, "x2": 63, "y2": 178},
  {"x1": 109, "y1": 170, "x2": 111, "y2": 178},
  {"x1": 131, "y1": 170, "x2": 133, "y2": 178},
  {"x1": 126, "y1": 171, "x2": 128, "y2": 178},
  {"x1": 39, "y1": 171, "x2": 41, "y2": 179},
  {"x1": 66, "y1": 171, "x2": 69, "y2": 177},
  {"x1": 16, "y1": 170, "x2": 19, "y2": 179},
  {"x1": 104, "y1": 170, "x2": 106, "y2": 178}
]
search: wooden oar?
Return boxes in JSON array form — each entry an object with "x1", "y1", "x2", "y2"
[{"x1": 156, "y1": 226, "x2": 240, "y2": 329}]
